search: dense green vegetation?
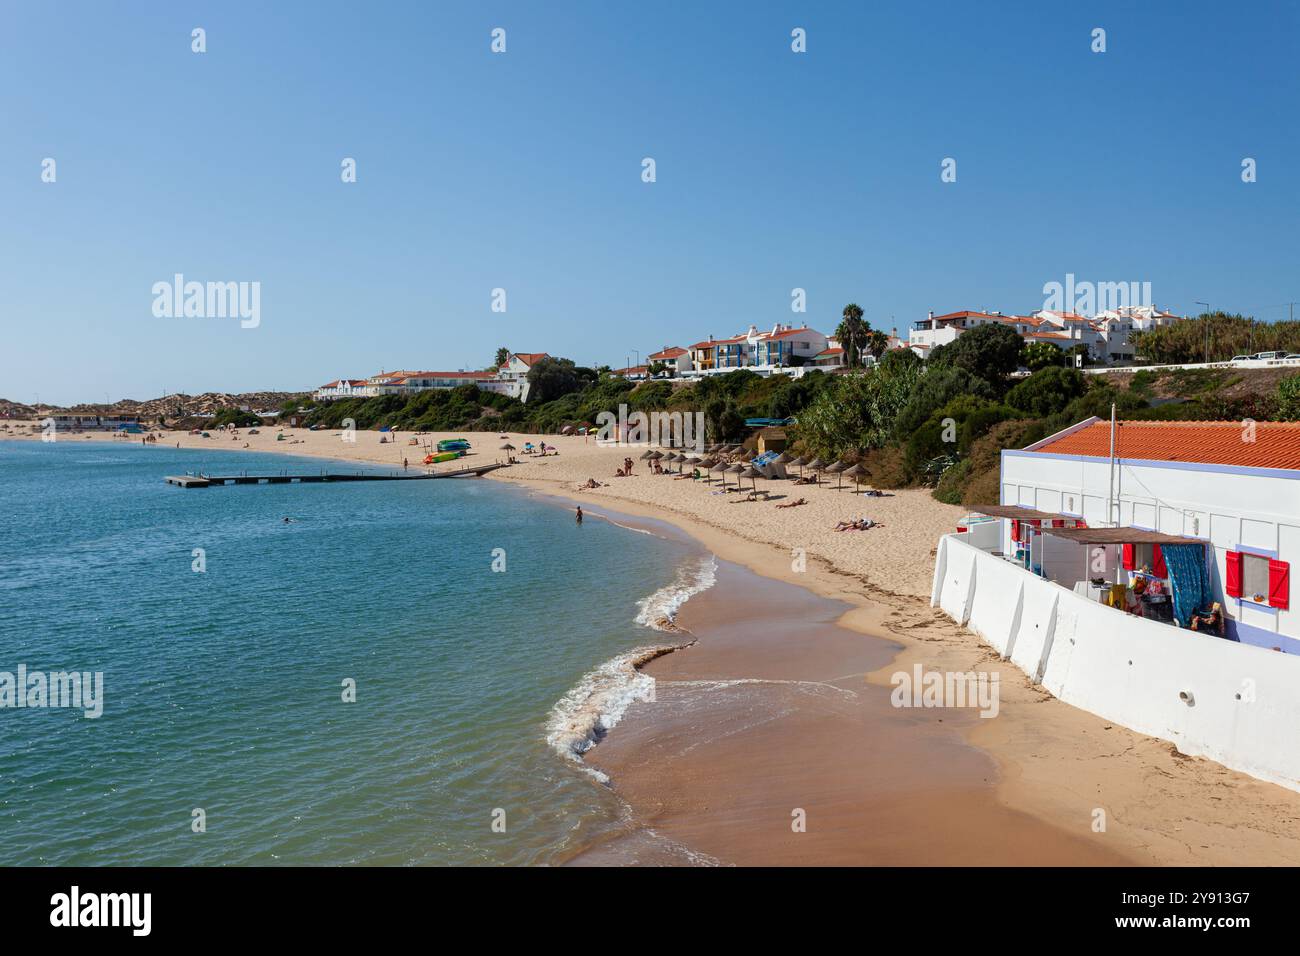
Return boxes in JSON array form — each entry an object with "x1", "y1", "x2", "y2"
[
  {"x1": 1132, "y1": 312, "x2": 1300, "y2": 364},
  {"x1": 296, "y1": 313, "x2": 1300, "y2": 509},
  {"x1": 300, "y1": 365, "x2": 837, "y2": 440}
]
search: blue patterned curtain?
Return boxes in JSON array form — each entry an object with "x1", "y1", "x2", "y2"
[{"x1": 1163, "y1": 544, "x2": 1208, "y2": 628}]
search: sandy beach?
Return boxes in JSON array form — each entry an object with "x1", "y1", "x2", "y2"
[{"x1": 15, "y1": 420, "x2": 1300, "y2": 865}]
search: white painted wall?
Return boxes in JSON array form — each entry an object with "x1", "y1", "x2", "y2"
[
  {"x1": 932, "y1": 532, "x2": 1300, "y2": 793},
  {"x1": 1001, "y1": 450, "x2": 1300, "y2": 646}
]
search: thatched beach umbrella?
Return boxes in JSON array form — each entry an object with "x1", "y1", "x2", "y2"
[
  {"x1": 639, "y1": 449, "x2": 656, "y2": 460},
  {"x1": 726, "y1": 462, "x2": 747, "y2": 490},
  {"x1": 741, "y1": 465, "x2": 763, "y2": 494},
  {"x1": 500, "y1": 443, "x2": 516, "y2": 451},
  {"x1": 841, "y1": 462, "x2": 865, "y2": 492},
  {"x1": 825, "y1": 460, "x2": 847, "y2": 490},
  {"x1": 788, "y1": 455, "x2": 807, "y2": 479},
  {"x1": 683, "y1": 455, "x2": 702, "y2": 477},
  {"x1": 805, "y1": 457, "x2": 825, "y2": 484},
  {"x1": 709, "y1": 459, "x2": 730, "y2": 485}
]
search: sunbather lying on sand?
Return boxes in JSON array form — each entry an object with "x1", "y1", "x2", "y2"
[
  {"x1": 832, "y1": 518, "x2": 879, "y2": 531},
  {"x1": 776, "y1": 498, "x2": 807, "y2": 508}
]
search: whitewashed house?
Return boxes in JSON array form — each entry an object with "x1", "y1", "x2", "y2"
[
  {"x1": 497, "y1": 352, "x2": 549, "y2": 402},
  {"x1": 996, "y1": 417, "x2": 1297, "y2": 652},
  {"x1": 647, "y1": 346, "x2": 693, "y2": 376},
  {"x1": 932, "y1": 416, "x2": 1300, "y2": 793}
]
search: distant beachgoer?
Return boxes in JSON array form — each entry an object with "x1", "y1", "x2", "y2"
[
  {"x1": 403, "y1": 457, "x2": 409, "y2": 471},
  {"x1": 575, "y1": 506, "x2": 583, "y2": 525},
  {"x1": 777, "y1": 498, "x2": 808, "y2": 509}
]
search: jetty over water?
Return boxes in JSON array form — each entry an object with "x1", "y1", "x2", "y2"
[{"x1": 164, "y1": 463, "x2": 506, "y2": 488}]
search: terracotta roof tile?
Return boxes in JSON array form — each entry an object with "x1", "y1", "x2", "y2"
[{"x1": 1033, "y1": 420, "x2": 1300, "y2": 471}]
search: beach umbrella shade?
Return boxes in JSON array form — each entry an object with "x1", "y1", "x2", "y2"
[
  {"x1": 825, "y1": 460, "x2": 847, "y2": 490},
  {"x1": 697, "y1": 457, "x2": 717, "y2": 481},
  {"x1": 561, "y1": 425, "x2": 574, "y2": 435},
  {"x1": 649, "y1": 450, "x2": 664, "y2": 460},
  {"x1": 741, "y1": 465, "x2": 763, "y2": 494},
  {"x1": 805, "y1": 457, "x2": 825, "y2": 483},
  {"x1": 726, "y1": 462, "x2": 747, "y2": 490},
  {"x1": 709, "y1": 459, "x2": 730, "y2": 485},
  {"x1": 841, "y1": 462, "x2": 864, "y2": 491},
  {"x1": 640, "y1": 449, "x2": 656, "y2": 460},
  {"x1": 773, "y1": 452, "x2": 792, "y2": 464},
  {"x1": 788, "y1": 455, "x2": 807, "y2": 478}
]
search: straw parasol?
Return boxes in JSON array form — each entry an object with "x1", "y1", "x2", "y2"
[
  {"x1": 825, "y1": 460, "x2": 847, "y2": 490},
  {"x1": 683, "y1": 455, "x2": 702, "y2": 476},
  {"x1": 739, "y1": 448, "x2": 756, "y2": 461},
  {"x1": 500, "y1": 443, "x2": 516, "y2": 450},
  {"x1": 841, "y1": 462, "x2": 865, "y2": 491},
  {"x1": 640, "y1": 449, "x2": 656, "y2": 460},
  {"x1": 788, "y1": 455, "x2": 807, "y2": 479},
  {"x1": 709, "y1": 459, "x2": 730, "y2": 485},
  {"x1": 805, "y1": 457, "x2": 825, "y2": 484},
  {"x1": 740, "y1": 465, "x2": 763, "y2": 494},
  {"x1": 726, "y1": 462, "x2": 747, "y2": 490},
  {"x1": 696, "y1": 457, "x2": 716, "y2": 482}
]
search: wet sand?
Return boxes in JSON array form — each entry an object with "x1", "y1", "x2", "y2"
[{"x1": 568, "y1": 560, "x2": 1127, "y2": 866}]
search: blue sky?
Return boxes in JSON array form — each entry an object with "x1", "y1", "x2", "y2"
[{"x1": 3, "y1": 0, "x2": 1298, "y2": 404}]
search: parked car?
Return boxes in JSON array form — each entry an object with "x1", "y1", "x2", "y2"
[
  {"x1": 1255, "y1": 351, "x2": 1285, "y2": 361},
  {"x1": 1231, "y1": 354, "x2": 1252, "y2": 362}
]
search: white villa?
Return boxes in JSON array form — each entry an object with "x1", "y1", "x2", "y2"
[{"x1": 908, "y1": 307, "x2": 1188, "y2": 365}]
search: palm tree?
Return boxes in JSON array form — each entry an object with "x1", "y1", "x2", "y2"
[
  {"x1": 866, "y1": 329, "x2": 889, "y2": 362},
  {"x1": 836, "y1": 303, "x2": 867, "y2": 368}
]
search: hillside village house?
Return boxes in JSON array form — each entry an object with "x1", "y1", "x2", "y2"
[
  {"x1": 908, "y1": 307, "x2": 1187, "y2": 365},
  {"x1": 682, "y1": 324, "x2": 830, "y2": 376},
  {"x1": 314, "y1": 369, "x2": 513, "y2": 402},
  {"x1": 497, "y1": 352, "x2": 548, "y2": 402},
  {"x1": 975, "y1": 418, "x2": 1298, "y2": 652},
  {"x1": 647, "y1": 346, "x2": 693, "y2": 376}
]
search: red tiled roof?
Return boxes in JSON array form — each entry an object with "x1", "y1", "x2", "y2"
[
  {"x1": 649, "y1": 347, "x2": 687, "y2": 359},
  {"x1": 815, "y1": 346, "x2": 844, "y2": 356},
  {"x1": 509, "y1": 352, "x2": 548, "y2": 367},
  {"x1": 1033, "y1": 420, "x2": 1300, "y2": 471},
  {"x1": 406, "y1": 371, "x2": 496, "y2": 380},
  {"x1": 766, "y1": 327, "x2": 824, "y2": 340}
]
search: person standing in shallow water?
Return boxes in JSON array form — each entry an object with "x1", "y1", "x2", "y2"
[{"x1": 575, "y1": 506, "x2": 583, "y2": 525}]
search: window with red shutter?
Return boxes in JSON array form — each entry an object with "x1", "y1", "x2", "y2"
[
  {"x1": 1225, "y1": 550, "x2": 1243, "y2": 598},
  {"x1": 1121, "y1": 543, "x2": 1134, "y2": 571},
  {"x1": 1152, "y1": 545, "x2": 1167, "y2": 578},
  {"x1": 1269, "y1": 559, "x2": 1290, "y2": 610}
]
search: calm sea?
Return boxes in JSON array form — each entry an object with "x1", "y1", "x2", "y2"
[{"x1": 0, "y1": 440, "x2": 712, "y2": 865}]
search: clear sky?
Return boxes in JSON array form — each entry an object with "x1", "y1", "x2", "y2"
[{"x1": 3, "y1": 0, "x2": 1298, "y2": 405}]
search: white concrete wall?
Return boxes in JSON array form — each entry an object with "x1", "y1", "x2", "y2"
[
  {"x1": 1001, "y1": 451, "x2": 1300, "y2": 645},
  {"x1": 933, "y1": 532, "x2": 1300, "y2": 792}
]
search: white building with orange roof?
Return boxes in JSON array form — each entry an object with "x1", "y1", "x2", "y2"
[
  {"x1": 933, "y1": 416, "x2": 1300, "y2": 791},
  {"x1": 647, "y1": 345, "x2": 692, "y2": 376},
  {"x1": 997, "y1": 417, "x2": 1299, "y2": 651},
  {"x1": 497, "y1": 352, "x2": 549, "y2": 402},
  {"x1": 313, "y1": 379, "x2": 371, "y2": 400}
]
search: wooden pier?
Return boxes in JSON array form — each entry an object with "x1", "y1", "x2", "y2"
[{"x1": 164, "y1": 463, "x2": 506, "y2": 488}]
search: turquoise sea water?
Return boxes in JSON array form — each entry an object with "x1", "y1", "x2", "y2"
[{"x1": 0, "y1": 440, "x2": 705, "y2": 865}]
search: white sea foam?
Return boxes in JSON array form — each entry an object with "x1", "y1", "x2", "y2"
[
  {"x1": 545, "y1": 646, "x2": 668, "y2": 782},
  {"x1": 547, "y1": 554, "x2": 717, "y2": 780},
  {"x1": 634, "y1": 554, "x2": 717, "y2": 630}
]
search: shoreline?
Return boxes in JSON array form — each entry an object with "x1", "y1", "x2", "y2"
[{"x1": 13, "y1": 427, "x2": 1300, "y2": 864}]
